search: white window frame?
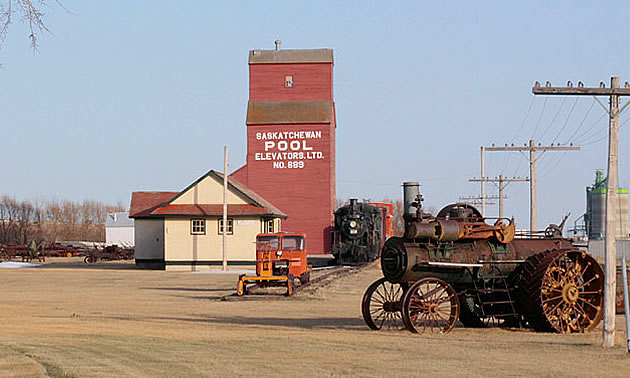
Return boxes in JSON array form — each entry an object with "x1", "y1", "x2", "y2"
[
  {"x1": 191, "y1": 219, "x2": 206, "y2": 235},
  {"x1": 262, "y1": 218, "x2": 275, "y2": 233},
  {"x1": 218, "y1": 218, "x2": 234, "y2": 235}
]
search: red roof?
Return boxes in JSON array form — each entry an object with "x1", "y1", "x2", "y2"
[
  {"x1": 151, "y1": 204, "x2": 275, "y2": 216},
  {"x1": 129, "y1": 192, "x2": 177, "y2": 217},
  {"x1": 129, "y1": 170, "x2": 287, "y2": 219}
]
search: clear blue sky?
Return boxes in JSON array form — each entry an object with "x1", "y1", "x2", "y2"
[{"x1": 2, "y1": 1, "x2": 630, "y2": 231}]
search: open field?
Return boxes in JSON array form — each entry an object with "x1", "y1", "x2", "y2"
[{"x1": 1, "y1": 258, "x2": 630, "y2": 377}]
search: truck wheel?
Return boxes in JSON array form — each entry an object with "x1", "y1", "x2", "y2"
[
  {"x1": 286, "y1": 274, "x2": 295, "y2": 296},
  {"x1": 237, "y1": 277, "x2": 245, "y2": 296}
]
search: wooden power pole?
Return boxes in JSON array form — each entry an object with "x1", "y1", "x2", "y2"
[
  {"x1": 481, "y1": 146, "x2": 486, "y2": 217},
  {"x1": 484, "y1": 140, "x2": 579, "y2": 233},
  {"x1": 533, "y1": 77, "x2": 630, "y2": 347},
  {"x1": 469, "y1": 176, "x2": 528, "y2": 218},
  {"x1": 222, "y1": 146, "x2": 229, "y2": 271}
]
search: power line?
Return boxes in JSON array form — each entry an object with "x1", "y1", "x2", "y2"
[
  {"x1": 552, "y1": 96, "x2": 580, "y2": 144},
  {"x1": 531, "y1": 96, "x2": 548, "y2": 139},
  {"x1": 581, "y1": 117, "x2": 630, "y2": 147},
  {"x1": 485, "y1": 140, "x2": 579, "y2": 232},
  {"x1": 537, "y1": 96, "x2": 568, "y2": 140},
  {"x1": 511, "y1": 96, "x2": 537, "y2": 144},
  {"x1": 469, "y1": 176, "x2": 528, "y2": 218},
  {"x1": 565, "y1": 98, "x2": 596, "y2": 143},
  {"x1": 573, "y1": 112, "x2": 607, "y2": 143}
]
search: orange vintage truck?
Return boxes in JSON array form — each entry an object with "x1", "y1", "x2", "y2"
[{"x1": 237, "y1": 232, "x2": 311, "y2": 296}]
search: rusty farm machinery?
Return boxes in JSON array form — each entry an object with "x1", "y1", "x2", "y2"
[
  {"x1": 0, "y1": 241, "x2": 134, "y2": 264},
  {"x1": 362, "y1": 182, "x2": 604, "y2": 334}
]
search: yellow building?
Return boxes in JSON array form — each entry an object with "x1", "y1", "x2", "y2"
[{"x1": 129, "y1": 170, "x2": 286, "y2": 270}]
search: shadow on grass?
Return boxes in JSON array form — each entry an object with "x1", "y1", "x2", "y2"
[
  {"x1": 184, "y1": 314, "x2": 367, "y2": 330},
  {"x1": 47, "y1": 313, "x2": 367, "y2": 331},
  {"x1": 140, "y1": 287, "x2": 230, "y2": 293},
  {"x1": 35, "y1": 260, "x2": 139, "y2": 271}
]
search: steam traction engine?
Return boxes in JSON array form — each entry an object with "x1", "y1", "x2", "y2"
[{"x1": 362, "y1": 182, "x2": 604, "y2": 334}]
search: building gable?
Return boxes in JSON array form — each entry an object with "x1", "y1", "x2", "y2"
[{"x1": 170, "y1": 172, "x2": 251, "y2": 206}]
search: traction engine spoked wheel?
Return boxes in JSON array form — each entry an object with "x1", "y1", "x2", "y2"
[
  {"x1": 361, "y1": 278, "x2": 407, "y2": 330},
  {"x1": 518, "y1": 249, "x2": 604, "y2": 333},
  {"x1": 401, "y1": 277, "x2": 460, "y2": 334}
]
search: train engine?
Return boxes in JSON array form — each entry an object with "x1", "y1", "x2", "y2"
[
  {"x1": 332, "y1": 199, "x2": 387, "y2": 265},
  {"x1": 361, "y1": 182, "x2": 604, "y2": 334}
]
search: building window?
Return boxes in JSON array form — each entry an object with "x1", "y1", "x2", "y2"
[
  {"x1": 218, "y1": 218, "x2": 234, "y2": 235},
  {"x1": 191, "y1": 219, "x2": 205, "y2": 235},
  {"x1": 262, "y1": 218, "x2": 274, "y2": 233},
  {"x1": 285, "y1": 75, "x2": 293, "y2": 88}
]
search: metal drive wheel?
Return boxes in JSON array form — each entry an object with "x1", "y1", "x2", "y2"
[
  {"x1": 401, "y1": 277, "x2": 460, "y2": 334},
  {"x1": 361, "y1": 278, "x2": 406, "y2": 330},
  {"x1": 518, "y1": 249, "x2": 604, "y2": 333}
]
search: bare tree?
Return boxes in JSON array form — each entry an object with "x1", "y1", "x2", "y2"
[
  {"x1": 15, "y1": 199, "x2": 34, "y2": 243},
  {"x1": 0, "y1": 195, "x2": 18, "y2": 242},
  {"x1": 0, "y1": 0, "x2": 66, "y2": 51},
  {"x1": 0, "y1": 195, "x2": 122, "y2": 244}
]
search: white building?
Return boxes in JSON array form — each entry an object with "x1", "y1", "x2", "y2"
[{"x1": 105, "y1": 211, "x2": 135, "y2": 247}]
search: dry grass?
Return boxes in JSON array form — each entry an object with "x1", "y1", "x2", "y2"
[{"x1": 1, "y1": 258, "x2": 630, "y2": 377}]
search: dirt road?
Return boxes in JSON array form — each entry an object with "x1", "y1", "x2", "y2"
[{"x1": 1, "y1": 259, "x2": 629, "y2": 377}]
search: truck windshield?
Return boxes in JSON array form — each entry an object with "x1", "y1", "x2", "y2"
[
  {"x1": 281, "y1": 236, "x2": 305, "y2": 251},
  {"x1": 256, "y1": 236, "x2": 279, "y2": 251}
]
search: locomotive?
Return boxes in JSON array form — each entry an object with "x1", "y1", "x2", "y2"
[
  {"x1": 362, "y1": 182, "x2": 604, "y2": 334},
  {"x1": 331, "y1": 199, "x2": 391, "y2": 265}
]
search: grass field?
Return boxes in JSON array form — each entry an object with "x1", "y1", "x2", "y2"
[{"x1": 1, "y1": 258, "x2": 630, "y2": 377}]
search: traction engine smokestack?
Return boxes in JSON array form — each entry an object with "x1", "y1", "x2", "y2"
[{"x1": 403, "y1": 182, "x2": 419, "y2": 220}]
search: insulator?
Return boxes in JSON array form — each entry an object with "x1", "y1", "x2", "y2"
[
  {"x1": 600, "y1": 82, "x2": 605, "y2": 88},
  {"x1": 567, "y1": 81, "x2": 573, "y2": 87},
  {"x1": 546, "y1": 81, "x2": 551, "y2": 87},
  {"x1": 578, "y1": 81, "x2": 584, "y2": 88},
  {"x1": 625, "y1": 82, "x2": 629, "y2": 88},
  {"x1": 535, "y1": 81, "x2": 541, "y2": 87}
]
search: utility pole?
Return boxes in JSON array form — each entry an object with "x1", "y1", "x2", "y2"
[
  {"x1": 469, "y1": 176, "x2": 528, "y2": 218},
  {"x1": 222, "y1": 146, "x2": 229, "y2": 271},
  {"x1": 481, "y1": 146, "x2": 486, "y2": 217},
  {"x1": 533, "y1": 77, "x2": 630, "y2": 348},
  {"x1": 484, "y1": 140, "x2": 579, "y2": 233}
]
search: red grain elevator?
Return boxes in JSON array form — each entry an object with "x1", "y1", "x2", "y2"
[{"x1": 232, "y1": 43, "x2": 336, "y2": 255}]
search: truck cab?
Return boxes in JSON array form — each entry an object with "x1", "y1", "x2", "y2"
[{"x1": 255, "y1": 232, "x2": 308, "y2": 278}]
